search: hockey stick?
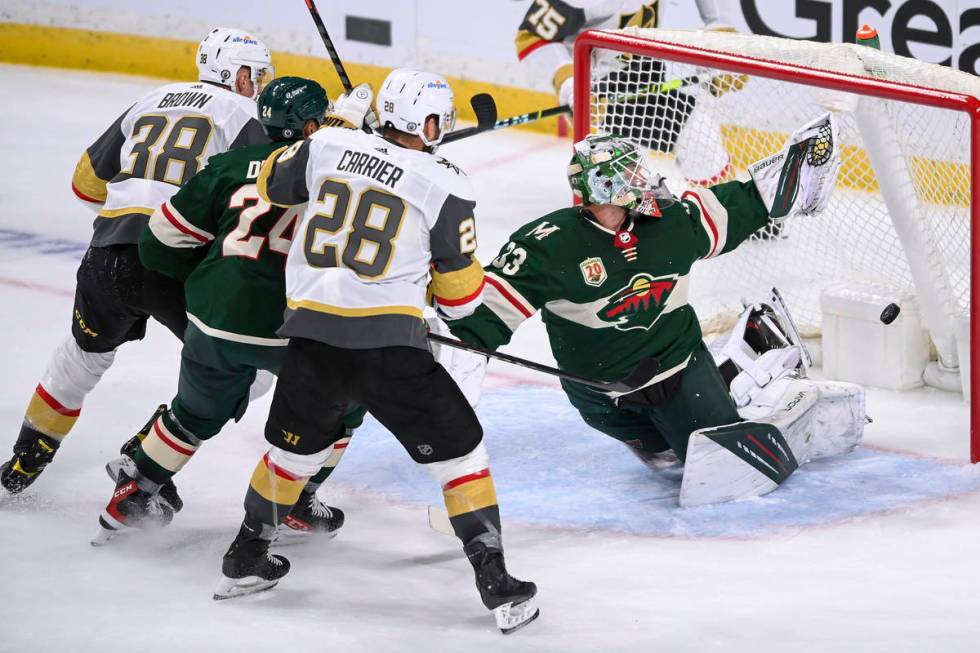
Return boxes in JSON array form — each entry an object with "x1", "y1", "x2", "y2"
[
  {"x1": 427, "y1": 333, "x2": 659, "y2": 394},
  {"x1": 304, "y1": 0, "x2": 354, "y2": 93},
  {"x1": 442, "y1": 93, "x2": 498, "y2": 144},
  {"x1": 303, "y1": 0, "x2": 372, "y2": 133},
  {"x1": 442, "y1": 103, "x2": 566, "y2": 144},
  {"x1": 440, "y1": 74, "x2": 716, "y2": 144},
  {"x1": 604, "y1": 73, "x2": 713, "y2": 105}
]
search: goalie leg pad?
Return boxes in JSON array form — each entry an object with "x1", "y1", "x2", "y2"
[
  {"x1": 680, "y1": 379, "x2": 865, "y2": 507},
  {"x1": 680, "y1": 418, "x2": 801, "y2": 508}
]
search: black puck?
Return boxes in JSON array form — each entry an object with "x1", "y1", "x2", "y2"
[{"x1": 880, "y1": 303, "x2": 901, "y2": 325}]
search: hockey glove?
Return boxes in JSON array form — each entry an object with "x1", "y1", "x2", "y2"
[
  {"x1": 748, "y1": 112, "x2": 841, "y2": 220},
  {"x1": 704, "y1": 26, "x2": 749, "y2": 97},
  {"x1": 332, "y1": 83, "x2": 378, "y2": 130}
]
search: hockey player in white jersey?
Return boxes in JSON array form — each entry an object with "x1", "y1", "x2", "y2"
[
  {"x1": 0, "y1": 28, "x2": 275, "y2": 495},
  {"x1": 516, "y1": 0, "x2": 746, "y2": 184},
  {"x1": 212, "y1": 68, "x2": 539, "y2": 634}
]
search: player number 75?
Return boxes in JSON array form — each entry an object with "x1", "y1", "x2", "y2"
[{"x1": 527, "y1": 0, "x2": 566, "y2": 40}]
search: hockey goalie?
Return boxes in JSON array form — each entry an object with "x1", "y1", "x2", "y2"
[{"x1": 435, "y1": 112, "x2": 865, "y2": 507}]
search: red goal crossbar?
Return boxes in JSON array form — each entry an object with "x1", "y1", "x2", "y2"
[{"x1": 573, "y1": 29, "x2": 980, "y2": 463}]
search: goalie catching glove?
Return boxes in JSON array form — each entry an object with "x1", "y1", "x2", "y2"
[{"x1": 749, "y1": 112, "x2": 841, "y2": 219}]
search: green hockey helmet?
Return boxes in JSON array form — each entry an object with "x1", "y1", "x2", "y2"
[
  {"x1": 567, "y1": 134, "x2": 659, "y2": 214},
  {"x1": 258, "y1": 76, "x2": 331, "y2": 142}
]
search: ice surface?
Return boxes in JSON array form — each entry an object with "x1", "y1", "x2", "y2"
[{"x1": 1, "y1": 64, "x2": 978, "y2": 652}]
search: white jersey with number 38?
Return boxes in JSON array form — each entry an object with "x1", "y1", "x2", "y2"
[{"x1": 71, "y1": 81, "x2": 269, "y2": 246}]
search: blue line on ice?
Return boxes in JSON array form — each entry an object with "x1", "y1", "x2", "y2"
[
  {"x1": 0, "y1": 229, "x2": 87, "y2": 258},
  {"x1": 330, "y1": 386, "x2": 980, "y2": 538}
]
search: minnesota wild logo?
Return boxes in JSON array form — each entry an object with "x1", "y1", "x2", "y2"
[{"x1": 598, "y1": 273, "x2": 677, "y2": 331}]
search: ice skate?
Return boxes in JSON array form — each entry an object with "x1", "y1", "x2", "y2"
[
  {"x1": 0, "y1": 427, "x2": 60, "y2": 494},
  {"x1": 464, "y1": 537, "x2": 539, "y2": 634},
  {"x1": 105, "y1": 405, "x2": 183, "y2": 513},
  {"x1": 91, "y1": 471, "x2": 173, "y2": 546},
  {"x1": 273, "y1": 492, "x2": 344, "y2": 544},
  {"x1": 214, "y1": 519, "x2": 290, "y2": 599}
]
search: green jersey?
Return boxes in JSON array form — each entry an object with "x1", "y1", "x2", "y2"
[
  {"x1": 139, "y1": 142, "x2": 299, "y2": 345},
  {"x1": 449, "y1": 180, "x2": 770, "y2": 385}
]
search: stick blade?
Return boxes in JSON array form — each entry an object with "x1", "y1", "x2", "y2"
[{"x1": 469, "y1": 93, "x2": 497, "y2": 129}]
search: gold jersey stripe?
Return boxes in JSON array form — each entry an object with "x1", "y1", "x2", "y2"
[
  {"x1": 256, "y1": 145, "x2": 289, "y2": 207},
  {"x1": 431, "y1": 257, "x2": 485, "y2": 302},
  {"x1": 287, "y1": 298, "x2": 424, "y2": 319},
  {"x1": 72, "y1": 151, "x2": 109, "y2": 202},
  {"x1": 443, "y1": 475, "x2": 498, "y2": 518},
  {"x1": 98, "y1": 206, "x2": 155, "y2": 219},
  {"x1": 515, "y1": 29, "x2": 546, "y2": 59}
]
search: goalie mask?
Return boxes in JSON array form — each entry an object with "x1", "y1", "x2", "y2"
[{"x1": 567, "y1": 135, "x2": 660, "y2": 215}]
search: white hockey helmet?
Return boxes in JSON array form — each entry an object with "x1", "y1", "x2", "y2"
[
  {"x1": 377, "y1": 68, "x2": 456, "y2": 148},
  {"x1": 196, "y1": 27, "x2": 274, "y2": 99}
]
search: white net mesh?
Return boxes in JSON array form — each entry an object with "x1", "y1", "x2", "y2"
[{"x1": 587, "y1": 28, "x2": 976, "y2": 350}]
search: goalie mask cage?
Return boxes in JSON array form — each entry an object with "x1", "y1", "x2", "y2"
[{"x1": 573, "y1": 28, "x2": 980, "y2": 463}]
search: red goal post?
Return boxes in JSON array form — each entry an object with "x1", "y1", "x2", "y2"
[{"x1": 572, "y1": 28, "x2": 980, "y2": 463}]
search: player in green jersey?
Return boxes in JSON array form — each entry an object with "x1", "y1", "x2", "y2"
[
  {"x1": 93, "y1": 77, "x2": 374, "y2": 544},
  {"x1": 443, "y1": 116, "x2": 864, "y2": 504}
]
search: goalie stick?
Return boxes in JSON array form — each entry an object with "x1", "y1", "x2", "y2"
[{"x1": 427, "y1": 333, "x2": 659, "y2": 394}]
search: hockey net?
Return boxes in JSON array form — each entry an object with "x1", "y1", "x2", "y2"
[{"x1": 573, "y1": 28, "x2": 979, "y2": 462}]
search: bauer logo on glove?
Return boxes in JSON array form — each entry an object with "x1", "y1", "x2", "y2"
[{"x1": 748, "y1": 112, "x2": 842, "y2": 220}]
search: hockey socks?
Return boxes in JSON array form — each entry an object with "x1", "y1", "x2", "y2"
[
  {"x1": 133, "y1": 409, "x2": 201, "y2": 487},
  {"x1": 441, "y1": 467, "x2": 503, "y2": 544},
  {"x1": 23, "y1": 384, "x2": 80, "y2": 442},
  {"x1": 243, "y1": 452, "x2": 312, "y2": 529},
  {"x1": 301, "y1": 430, "x2": 351, "y2": 495}
]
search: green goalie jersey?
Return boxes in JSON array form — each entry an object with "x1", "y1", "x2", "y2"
[
  {"x1": 139, "y1": 142, "x2": 298, "y2": 345},
  {"x1": 448, "y1": 180, "x2": 770, "y2": 386}
]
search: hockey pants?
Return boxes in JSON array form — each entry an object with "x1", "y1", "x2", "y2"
[{"x1": 561, "y1": 341, "x2": 739, "y2": 461}]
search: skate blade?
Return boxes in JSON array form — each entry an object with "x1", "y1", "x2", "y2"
[
  {"x1": 91, "y1": 526, "x2": 122, "y2": 547},
  {"x1": 493, "y1": 597, "x2": 540, "y2": 634},
  {"x1": 270, "y1": 527, "x2": 339, "y2": 547},
  {"x1": 213, "y1": 575, "x2": 280, "y2": 600}
]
